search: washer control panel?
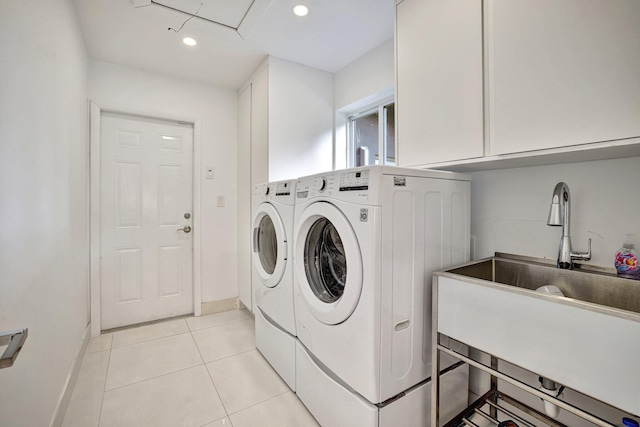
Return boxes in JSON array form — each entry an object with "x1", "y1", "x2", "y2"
[
  {"x1": 340, "y1": 170, "x2": 369, "y2": 192},
  {"x1": 318, "y1": 176, "x2": 328, "y2": 192},
  {"x1": 297, "y1": 174, "x2": 337, "y2": 198},
  {"x1": 296, "y1": 169, "x2": 371, "y2": 202}
]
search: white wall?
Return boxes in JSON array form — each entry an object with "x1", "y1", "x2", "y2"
[
  {"x1": 470, "y1": 156, "x2": 640, "y2": 269},
  {"x1": 89, "y1": 60, "x2": 239, "y2": 304},
  {"x1": 0, "y1": 0, "x2": 89, "y2": 425},
  {"x1": 268, "y1": 57, "x2": 334, "y2": 181},
  {"x1": 334, "y1": 37, "x2": 395, "y2": 111},
  {"x1": 333, "y1": 38, "x2": 395, "y2": 170}
]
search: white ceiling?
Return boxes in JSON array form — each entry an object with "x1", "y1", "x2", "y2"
[{"x1": 73, "y1": 0, "x2": 395, "y2": 89}]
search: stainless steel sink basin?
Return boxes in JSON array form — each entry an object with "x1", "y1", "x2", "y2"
[
  {"x1": 446, "y1": 253, "x2": 640, "y2": 315},
  {"x1": 433, "y1": 253, "x2": 640, "y2": 415}
]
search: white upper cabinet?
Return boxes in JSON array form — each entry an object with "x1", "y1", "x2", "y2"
[
  {"x1": 488, "y1": 0, "x2": 640, "y2": 155},
  {"x1": 396, "y1": 0, "x2": 484, "y2": 166},
  {"x1": 396, "y1": 0, "x2": 640, "y2": 169}
]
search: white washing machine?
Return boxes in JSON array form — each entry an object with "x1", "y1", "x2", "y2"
[
  {"x1": 252, "y1": 179, "x2": 297, "y2": 390},
  {"x1": 293, "y1": 165, "x2": 471, "y2": 426}
]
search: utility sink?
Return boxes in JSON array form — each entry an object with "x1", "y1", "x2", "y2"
[
  {"x1": 448, "y1": 254, "x2": 640, "y2": 315},
  {"x1": 433, "y1": 254, "x2": 640, "y2": 415}
]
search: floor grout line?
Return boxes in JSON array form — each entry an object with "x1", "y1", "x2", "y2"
[
  {"x1": 95, "y1": 347, "x2": 111, "y2": 427},
  {"x1": 188, "y1": 327, "x2": 207, "y2": 366},
  {"x1": 102, "y1": 360, "x2": 206, "y2": 394},
  {"x1": 202, "y1": 347, "x2": 258, "y2": 366},
  {"x1": 201, "y1": 342, "x2": 233, "y2": 420},
  {"x1": 188, "y1": 317, "x2": 255, "y2": 333},
  {"x1": 225, "y1": 389, "x2": 293, "y2": 418},
  {"x1": 111, "y1": 326, "x2": 191, "y2": 349}
]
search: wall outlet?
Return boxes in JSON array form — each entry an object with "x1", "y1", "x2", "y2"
[
  {"x1": 217, "y1": 195, "x2": 225, "y2": 207},
  {"x1": 206, "y1": 168, "x2": 214, "y2": 179}
]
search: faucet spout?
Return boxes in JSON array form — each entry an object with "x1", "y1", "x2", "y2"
[
  {"x1": 547, "y1": 182, "x2": 591, "y2": 269},
  {"x1": 547, "y1": 182, "x2": 570, "y2": 234}
]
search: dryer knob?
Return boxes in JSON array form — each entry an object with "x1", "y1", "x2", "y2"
[
  {"x1": 319, "y1": 177, "x2": 327, "y2": 192},
  {"x1": 265, "y1": 187, "x2": 270, "y2": 195}
]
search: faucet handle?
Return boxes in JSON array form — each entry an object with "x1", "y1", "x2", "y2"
[{"x1": 571, "y1": 238, "x2": 592, "y2": 262}]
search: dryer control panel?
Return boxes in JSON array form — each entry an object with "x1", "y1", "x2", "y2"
[
  {"x1": 254, "y1": 180, "x2": 296, "y2": 206},
  {"x1": 274, "y1": 181, "x2": 292, "y2": 196}
]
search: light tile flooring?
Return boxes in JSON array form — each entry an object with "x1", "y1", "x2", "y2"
[{"x1": 62, "y1": 310, "x2": 320, "y2": 427}]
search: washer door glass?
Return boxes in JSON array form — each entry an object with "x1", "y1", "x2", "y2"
[
  {"x1": 294, "y1": 201, "x2": 363, "y2": 325},
  {"x1": 257, "y1": 215, "x2": 277, "y2": 274},
  {"x1": 252, "y1": 203, "x2": 287, "y2": 288},
  {"x1": 304, "y1": 218, "x2": 346, "y2": 303}
]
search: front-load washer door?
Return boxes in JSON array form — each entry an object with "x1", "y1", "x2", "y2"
[
  {"x1": 295, "y1": 201, "x2": 363, "y2": 325},
  {"x1": 253, "y1": 203, "x2": 287, "y2": 288}
]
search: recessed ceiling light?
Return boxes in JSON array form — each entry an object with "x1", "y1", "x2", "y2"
[
  {"x1": 293, "y1": 4, "x2": 309, "y2": 16},
  {"x1": 183, "y1": 37, "x2": 197, "y2": 46}
]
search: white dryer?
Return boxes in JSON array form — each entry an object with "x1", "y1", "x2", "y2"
[
  {"x1": 293, "y1": 166, "x2": 470, "y2": 427},
  {"x1": 252, "y1": 179, "x2": 297, "y2": 390}
]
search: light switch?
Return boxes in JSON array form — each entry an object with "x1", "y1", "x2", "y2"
[
  {"x1": 206, "y1": 168, "x2": 214, "y2": 179},
  {"x1": 217, "y1": 195, "x2": 225, "y2": 207}
]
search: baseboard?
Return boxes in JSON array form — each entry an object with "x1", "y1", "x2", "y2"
[
  {"x1": 238, "y1": 299, "x2": 253, "y2": 315},
  {"x1": 200, "y1": 297, "x2": 239, "y2": 316},
  {"x1": 49, "y1": 323, "x2": 91, "y2": 427}
]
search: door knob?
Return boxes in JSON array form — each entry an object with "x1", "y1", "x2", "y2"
[{"x1": 178, "y1": 225, "x2": 192, "y2": 233}]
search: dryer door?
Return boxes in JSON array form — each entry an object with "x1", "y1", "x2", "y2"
[
  {"x1": 252, "y1": 203, "x2": 287, "y2": 288},
  {"x1": 295, "y1": 201, "x2": 363, "y2": 325}
]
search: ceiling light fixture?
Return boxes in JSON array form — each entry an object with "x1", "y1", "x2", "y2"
[
  {"x1": 183, "y1": 37, "x2": 197, "y2": 46},
  {"x1": 293, "y1": 4, "x2": 309, "y2": 17}
]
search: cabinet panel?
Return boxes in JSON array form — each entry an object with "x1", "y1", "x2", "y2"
[
  {"x1": 396, "y1": 0, "x2": 483, "y2": 166},
  {"x1": 238, "y1": 85, "x2": 252, "y2": 311},
  {"x1": 489, "y1": 0, "x2": 640, "y2": 155},
  {"x1": 251, "y1": 67, "x2": 269, "y2": 187}
]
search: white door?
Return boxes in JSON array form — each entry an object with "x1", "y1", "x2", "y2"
[{"x1": 100, "y1": 113, "x2": 194, "y2": 330}]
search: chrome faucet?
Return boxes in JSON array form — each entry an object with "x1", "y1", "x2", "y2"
[{"x1": 547, "y1": 182, "x2": 591, "y2": 269}]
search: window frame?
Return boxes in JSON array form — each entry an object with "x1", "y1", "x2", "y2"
[{"x1": 346, "y1": 96, "x2": 395, "y2": 168}]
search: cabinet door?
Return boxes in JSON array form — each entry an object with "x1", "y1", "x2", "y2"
[
  {"x1": 488, "y1": 0, "x2": 640, "y2": 155},
  {"x1": 396, "y1": 0, "x2": 483, "y2": 166}
]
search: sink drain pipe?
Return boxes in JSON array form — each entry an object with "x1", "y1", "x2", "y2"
[
  {"x1": 539, "y1": 377, "x2": 565, "y2": 418},
  {"x1": 534, "y1": 285, "x2": 567, "y2": 418}
]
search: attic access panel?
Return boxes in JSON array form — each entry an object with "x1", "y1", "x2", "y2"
[{"x1": 153, "y1": 0, "x2": 254, "y2": 28}]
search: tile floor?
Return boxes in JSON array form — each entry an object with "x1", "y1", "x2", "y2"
[{"x1": 62, "y1": 310, "x2": 320, "y2": 427}]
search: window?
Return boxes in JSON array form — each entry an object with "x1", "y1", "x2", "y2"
[{"x1": 348, "y1": 101, "x2": 395, "y2": 167}]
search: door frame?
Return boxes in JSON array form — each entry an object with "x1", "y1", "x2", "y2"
[{"x1": 89, "y1": 101, "x2": 202, "y2": 337}]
